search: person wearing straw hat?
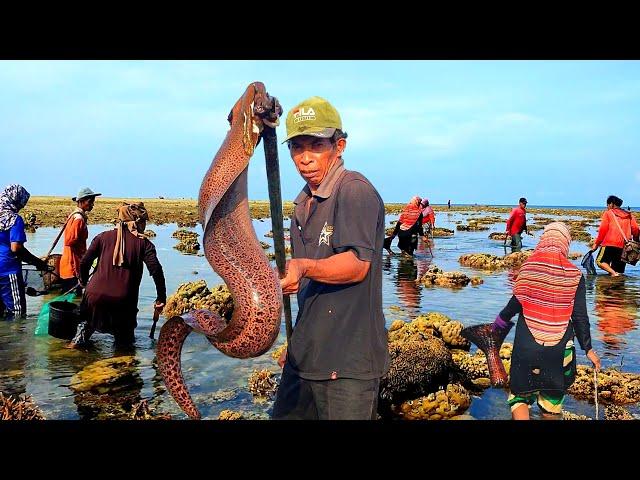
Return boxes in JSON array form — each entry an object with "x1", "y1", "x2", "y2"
[
  {"x1": 59, "y1": 187, "x2": 101, "y2": 294},
  {"x1": 0, "y1": 184, "x2": 52, "y2": 319},
  {"x1": 271, "y1": 96, "x2": 389, "y2": 420},
  {"x1": 67, "y1": 202, "x2": 166, "y2": 349}
]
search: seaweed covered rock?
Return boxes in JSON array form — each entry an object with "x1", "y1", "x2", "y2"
[
  {"x1": 568, "y1": 366, "x2": 640, "y2": 405},
  {"x1": 0, "y1": 392, "x2": 45, "y2": 420},
  {"x1": 391, "y1": 383, "x2": 472, "y2": 420},
  {"x1": 419, "y1": 265, "x2": 472, "y2": 288},
  {"x1": 163, "y1": 280, "x2": 234, "y2": 321},
  {"x1": 248, "y1": 369, "x2": 279, "y2": 398},
  {"x1": 69, "y1": 356, "x2": 142, "y2": 394},
  {"x1": 379, "y1": 338, "x2": 452, "y2": 408}
]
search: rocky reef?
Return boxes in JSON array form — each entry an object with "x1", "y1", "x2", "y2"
[
  {"x1": 459, "y1": 251, "x2": 533, "y2": 270},
  {"x1": 568, "y1": 366, "x2": 640, "y2": 405},
  {"x1": 418, "y1": 265, "x2": 482, "y2": 288},
  {"x1": 0, "y1": 392, "x2": 45, "y2": 420},
  {"x1": 163, "y1": 280, "x2": 234, "y2": 321},
  {"x1": 172, "y1": 229, "x2": 200, "y2": 254}
]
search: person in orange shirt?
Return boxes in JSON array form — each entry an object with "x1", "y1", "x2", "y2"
[
  {"x1": 59, "y1": 187, "x2": 101, "y2": 293},
  {"x1": 591, "y1": 195, "x2": 640, "y2": 276}
]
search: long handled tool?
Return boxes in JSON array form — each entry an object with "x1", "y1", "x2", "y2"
[
  {"x1": 594, "y1": 368, "x2": 599, "y2": 420},
  {"x1": 149, "y1": 306, "x2": 161, "y2": 339},
  {"x1": 261, "y1": 109, "x2": 293, "y2": 341}
]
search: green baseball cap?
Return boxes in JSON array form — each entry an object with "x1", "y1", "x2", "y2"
[{"x1": 283, "y1": 96, "x2": 342, "y2": 143}]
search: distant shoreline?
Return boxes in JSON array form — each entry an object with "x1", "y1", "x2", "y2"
[{"x1": 21, "y1": 196, "x2": 635, "y2": 228}]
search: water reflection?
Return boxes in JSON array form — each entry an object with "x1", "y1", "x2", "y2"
[{"x1": 593, "y1": 275, "x2": 639, "y2": 351}]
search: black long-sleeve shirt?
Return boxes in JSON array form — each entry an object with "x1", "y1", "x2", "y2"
[
  {"x1": 499, "y1": 275, "x2": 592, "y2": 352},
  {"x1": 80, "y1": 229, "x2": 166, "y2": 306}
]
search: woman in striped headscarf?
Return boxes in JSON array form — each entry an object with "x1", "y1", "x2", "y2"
[{"x1": 462, "y1": 222, "x2": 601, "y2": 420}]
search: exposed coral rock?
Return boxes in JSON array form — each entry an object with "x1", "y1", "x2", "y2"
[
  {"x1": 432, "y1": 227, "x2": 454, "y2": 237},
  {"x1": 69, "y1": 356, "x2": 142, "y2": 394},
  {"x1": 489, "y1": 232, "x2": 508, "y2": 241},
  {"x1": 0, "y1": 392, "x2": 46, "y2": 420},
  {"x1": 260, "y1": 241, "x2": 271, "y2": 249},
  {"x1": 379, "y1": 337, "x2": 453, "y2": 407},
  {"x1": 562, "y1": 410, "x2": 591, "y2": 420},
  {"x1": 248, "y1": 369, "x2": 279, "y2": 398},
  {"x1": 218, "y1": 409, "x2": 244, "y2": 420},
  {"x1": 457, "y1": 223, "x2": 490, "y2": 231},
  {"x1": 470, "y1": 276, "x2": 484, "y2": 286},
  {"x1": 567, "y1": 252, "x2": 582, "y2": 260},
  {"x1": 568, "y1": 366, "x2": 640, "y2": 405},
  {"x1": 163, "y1": 280, "x2": 234, "y2": 321},
  {"x1": 130, "y1": 399, "x2": 172, "y2": 420},
  {"x1": 271, "y1": 343, "x2": 287, "y2": 363},
  {"x1": 419, "y1": 265, "x2": 472, "y2": 288},
  {"x1": 604, "y1": 405, "x2": 635, "y2": 420},
  {"x1": 172, "y1": 229, "x2": 200, "y2": 254},
  {"x1": 143, "y1": 230, "x2": 156, "y2": 237},
  {"x1": 391, "y1": 384, "x2": 472, "y2": 420},
  {"x1": 459, "y1": 251, "x2": 533, "y2": 270}
]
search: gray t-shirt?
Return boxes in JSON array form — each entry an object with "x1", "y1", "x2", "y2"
[{"x1": 287, "y1": 160, "x2": 390, "y2": 380}]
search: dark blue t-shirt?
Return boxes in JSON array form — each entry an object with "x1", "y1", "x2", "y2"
[{"x1": 0, "y1": 215, "x2": 27, "y2": 276}]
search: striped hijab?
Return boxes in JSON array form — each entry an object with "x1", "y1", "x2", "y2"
[{"x1": 514, "y1": 222, "x2": 582, "y2": 345}]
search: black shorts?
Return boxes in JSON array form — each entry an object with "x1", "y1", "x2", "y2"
[{"x1": 596, "y1": 246, "x2": 626, "y2": 273}]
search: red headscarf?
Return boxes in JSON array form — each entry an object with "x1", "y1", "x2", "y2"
[
  {"x1": 398, "y1": 196, "x2": 422, "y2": 230},
  {"x1": 513, "y1": 222, "x2": 582, "y2": 345}
]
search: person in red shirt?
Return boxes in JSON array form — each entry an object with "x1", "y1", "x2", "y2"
[
  {"x1": 505, "y1": 197, "x2": 531, "y2": 251},
  {"x1": 59, "y1": 187, "x2": 101, "y2": 293},
  {"x1": 591, "y1": 195, "x2": 640, "y2": 276}
]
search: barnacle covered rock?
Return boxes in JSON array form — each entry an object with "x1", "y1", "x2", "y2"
[
  {"x1": 163, "y1": 280, "x2": 234, "y2": 321},
  {"x1": 0, "y1": 392, "x2": 45, "y2": 420},
  {"x1": 568, "y1": 366, "x2": 640, "y2": 405},
  {"x1": 391, "y1": 383, "x2": 472, "y2": 420},
  {"x1": 248, "y1": 369, "x2": 279, "y2": 398}
]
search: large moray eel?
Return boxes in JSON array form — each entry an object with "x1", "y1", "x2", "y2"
[{"x1": 157, "y1": 82, "x2": 283, "y2": 419}]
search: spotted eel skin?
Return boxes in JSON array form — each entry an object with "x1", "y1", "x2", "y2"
[{"x1": 157, "y1": 82, "x2": 283, "y2": 419}]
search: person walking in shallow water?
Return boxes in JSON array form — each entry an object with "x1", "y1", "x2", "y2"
[
  {"x1": 462, "y1": 222, "x2": 601, "y2": 420},
  {"x1": 591, "y1": 195, "x2": 639, "y2": 277},
  {"x1": 506, "y1": 197, "x2": 531, "y2": 251}
]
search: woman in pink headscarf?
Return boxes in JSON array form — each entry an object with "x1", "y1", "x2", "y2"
[{"x1": 462, "y1": 222, "x2": 601, "y2": 420}]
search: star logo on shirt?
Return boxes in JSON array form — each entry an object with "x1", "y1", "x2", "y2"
[{"x1": 318, "y1": 222, "x2": 334, "y2": 246}]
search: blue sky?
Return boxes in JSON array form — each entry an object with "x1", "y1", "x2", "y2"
[{"x1": 1, "y1": 60, "x2": 639, "y2": 207}]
